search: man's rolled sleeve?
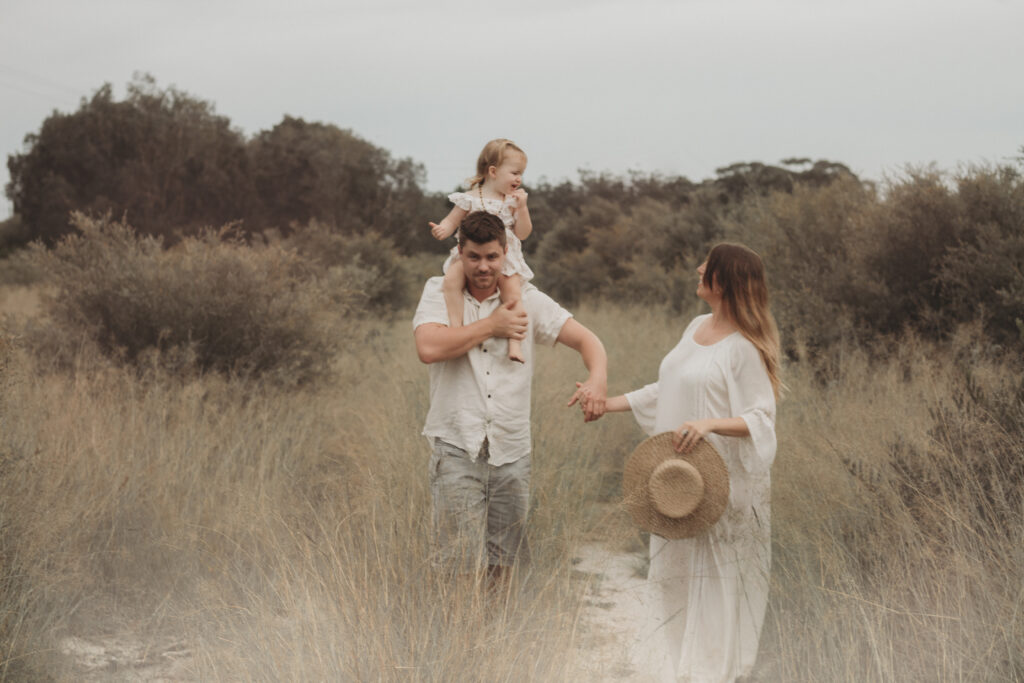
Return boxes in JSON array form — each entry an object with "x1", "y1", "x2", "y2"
[
  {"x1": 526, "y1": 286, "x2": 573, "y2": 347},
  {"x1": 413, "y1": 277, "x2": 450, "y2": 330}
]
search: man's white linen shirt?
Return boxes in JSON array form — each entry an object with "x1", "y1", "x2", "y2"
[{"x1": 413, "y1": 277, "x2": 572, "y2": 466}]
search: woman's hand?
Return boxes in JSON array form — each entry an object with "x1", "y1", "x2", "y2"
[{"x1": 673, "y1": 419, "x2": 715, "y2": 453}]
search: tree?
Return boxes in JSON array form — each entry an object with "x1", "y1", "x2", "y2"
[
  {"x1": 247, "y1": 116, "x2": 431, "y2": 252},
  {"x1": 6, "y1": 75, "x2": 253, "y2": 244}
]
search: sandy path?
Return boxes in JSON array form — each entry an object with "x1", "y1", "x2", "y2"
[
  {"x1": 571, "y1": 542, "x2": 658, "y2": 682},
  {"x1": 57, "y1": 543, "x2": 652, "y2": 681},
  {"x1": 58, "y1": 634, "x2": 194, "y2": 681}
]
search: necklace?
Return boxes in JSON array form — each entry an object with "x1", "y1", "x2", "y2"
[{"x1": 478, "y1": 184, "x2": 486, "y2": 206}]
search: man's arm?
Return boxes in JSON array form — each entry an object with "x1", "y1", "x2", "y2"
[
  {"x1": 414, "y1": 301, "x2": 528, "y2": 364},
  {"x1": 557, "y1": 318, "x2": 608, "y2": 422}
]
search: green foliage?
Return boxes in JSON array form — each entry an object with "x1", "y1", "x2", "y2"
[
  {"x1": 247, "y1": 116, "x2": 430, "y2": 252},
  {"x1": 0, "y1": 215, "x2": 30, "y2": 255},
  {"x1": 28, "y1": 213, "x2": 346, "y2": 385},
  {"x1": 721, "y1": 177, "x2": 884, "y2": 351},
  {"x1": 935, "y1": 166, "x2": 1024, "y2": 346},
  {"x1": 6, "y1": 76, "x2": 431, "y2": 250},
  {"x1": 530, "y1": 158, "x2": 1024, "y2": 355},
  {"x1": 278, "y1": 221, "x2": 411, "y2": 311},
  {"x1": 6, "y1": 75, "x2": 253, "y2": 245}
]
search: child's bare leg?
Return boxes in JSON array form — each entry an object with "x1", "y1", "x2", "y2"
[
  {"x1": 443, "y1": 260, "x2": 466, "y2": 328},
  {"x1": 499, "y1": 274, "x2": 526, "y2": 363}
]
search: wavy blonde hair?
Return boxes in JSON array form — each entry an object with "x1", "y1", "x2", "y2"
[
  {"x1": 703, "y1": 242, "x2": 783, "y2": 397},
  {"x1": 466, "y1": 138, "x2": 526, "y2": 189}
]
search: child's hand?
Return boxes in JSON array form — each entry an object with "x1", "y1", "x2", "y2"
[
  {"x1": 430, "y1": 221, "x2": 454, "y2": 240},
  {"x1": 511, "y1": 188, "x2": 528, "y2": 208}
]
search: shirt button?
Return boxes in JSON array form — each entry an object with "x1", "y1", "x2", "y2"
[
  {"x1": 483, "y1": 348, "x2": 488, "y2": 353},
  {"x1": 487, "y1": 394, "x2": 492, "y2": 398}
]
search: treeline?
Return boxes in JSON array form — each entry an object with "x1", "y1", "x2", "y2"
[
  {"x1": 529, "y1": 164, "x2": 1024, "y2": 356},
  {"x1": 3, "y1": 75, "x2": 1023, "y2": 372},
  {"x1": 3, "y1": 74, "x2": 444, "y2": 253}
]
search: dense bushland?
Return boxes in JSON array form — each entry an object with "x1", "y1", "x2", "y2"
[
  {"x1": 22, "y1": 213, "x2": 357, "y2": 384},
  {"x1": 6, "y1": 74, "x2": 1020, "y2": 356},
  {"x1": 526, "y1": 161, "x2": 1024, "y2": 356},
  {"x1": 5, "y1": 75, "x2": 442, "y2": 248}
]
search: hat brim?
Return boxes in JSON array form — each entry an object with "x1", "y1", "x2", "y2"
[{"x1": 622, "y1": 431, "x2": 729, "y2": 539}]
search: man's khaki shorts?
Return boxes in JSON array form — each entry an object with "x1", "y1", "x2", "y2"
[{"x1": 429, "y1": 438, "x2": 531, "y2": 572}]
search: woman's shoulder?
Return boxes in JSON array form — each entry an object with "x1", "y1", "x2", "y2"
[
  {"x1": 682, "y1": 314, "x2": 711, "y2": 339},
  {"x1": 723, "y1": 331, "x2": 766, "y2": 370}
]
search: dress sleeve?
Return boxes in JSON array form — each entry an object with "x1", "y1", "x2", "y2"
[
  {"x1": 725, "y1": 340, "x2": 777, "y2": 474},
  {"x1": 447, "y1": 192, "x2": 473, "y2": 211},
  {"x1": 625, "y1": 383, "x2": 659, "y2": 437}
]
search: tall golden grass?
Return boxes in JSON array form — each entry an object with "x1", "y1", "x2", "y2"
[{"x1": 1, "y1": 295, "x2": 1021, "y2": 681}]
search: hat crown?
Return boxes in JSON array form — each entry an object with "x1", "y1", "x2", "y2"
[
  {"x1": 622, "y1": 432, "x2": 729, "y2": 539},
  {"x1": 649, "y1": 459, "x2": 704, "y2": 518}
]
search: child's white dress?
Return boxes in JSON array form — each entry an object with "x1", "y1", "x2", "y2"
[{"x1": 441, "y1": 192, "x2": 534, "y2": 282}]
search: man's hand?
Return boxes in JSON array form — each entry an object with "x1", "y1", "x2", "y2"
[
  {"x1": 490, "y1": 300, "x2": 528, "y2": 340},
  {"x1": 568, "y1": 379, "x2": 607, "y2": 423}
]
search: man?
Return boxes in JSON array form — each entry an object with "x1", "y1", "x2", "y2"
[{"x1": 413, "y1": 211, "x2": 607, "y2": 582}]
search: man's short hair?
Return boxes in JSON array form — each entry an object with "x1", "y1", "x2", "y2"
[{"x1": 458, "y1": 211, "x2": 507, "y2": 249}]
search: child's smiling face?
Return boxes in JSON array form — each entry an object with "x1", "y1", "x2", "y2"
[{"x1": 488, "y1": 151, "x2": 527, "y2": 195}]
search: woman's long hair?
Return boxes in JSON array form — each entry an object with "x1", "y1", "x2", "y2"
[{"x1": 703, "y1": 243, "x2": 783, "y2": 397}]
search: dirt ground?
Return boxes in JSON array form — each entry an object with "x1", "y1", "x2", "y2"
[{"x1": 56, "y1": 542, "x2": 651, "y2": 681}]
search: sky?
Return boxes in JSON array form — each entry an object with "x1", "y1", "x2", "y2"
[{"x1": 2, "y1": 0, "x2": 1022, "y2": 220}]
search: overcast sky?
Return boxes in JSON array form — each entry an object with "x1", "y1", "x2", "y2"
[{"x1": 2, "y1": 0, "x2": 1022, "y2": 220}]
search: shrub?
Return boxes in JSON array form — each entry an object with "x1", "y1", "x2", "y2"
[
  {"x1": 0, "y1": 247, "x2": 43, "y2": 287},
  {"x1": 279, "y1": 220, "x2": 411, "y2": 312},
  {"x1": 935, "y1": 165, "x2": 1024, "y2": 346},
  {"x1": 721, "y1": 177, "x2": 883, "y2": 353},
  {"x1": 29, "y1": 213, "x2": 346, "y2": 385}
]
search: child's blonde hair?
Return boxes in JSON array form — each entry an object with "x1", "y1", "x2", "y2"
[{"x1": 467, "y1": 139, "x2": 527, "y2": 189}]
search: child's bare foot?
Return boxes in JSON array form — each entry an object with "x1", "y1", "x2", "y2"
[{"x1": 509, "y1": 341, "x2": 526, "y2": 364}]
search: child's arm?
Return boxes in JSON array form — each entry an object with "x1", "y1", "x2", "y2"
[
  {"x1": 510, "y1": 188, "x2": 532, "y2": 240},
  {"x1": 430, "y1": 206, "x2": 469, "y2": 240}
]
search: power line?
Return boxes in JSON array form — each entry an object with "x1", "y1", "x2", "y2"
[
  {"x1": 0, "y1": 63, "x2": 83, "y2": 98},
  {"x1": 0, "y1": 77, "x2": 73, "y2": 105}
]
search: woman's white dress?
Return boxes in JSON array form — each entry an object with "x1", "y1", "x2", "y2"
[
  {"x1": 440, "y1": 191, "x2": 533, "y2": 281},
  {"x1": 625, "y1": 314, "x2": 777, "y2": 683}
]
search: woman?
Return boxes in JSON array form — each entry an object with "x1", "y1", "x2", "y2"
[{"x1": 604, "y1": 242, "x2": 781, "y2": 682}]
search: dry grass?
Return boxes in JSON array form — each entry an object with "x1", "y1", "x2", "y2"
[{"x1": 1, "y1": 295, "x2": 1022, "y2": 681}]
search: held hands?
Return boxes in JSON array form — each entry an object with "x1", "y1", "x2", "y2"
[
  {"x1": 568, "y1": 379, "x2": 607, "y2": 423},
  {"x1": 490, "y1": 300, "x2": 528, "y2": 340},
  {"x1": 673, "y1": 419, "x2": 715, "y2": 453},
  {"x1": 429, "y1": 221, "x2": 457, "y2": 241}
]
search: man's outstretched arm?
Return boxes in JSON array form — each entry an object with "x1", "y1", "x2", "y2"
[
  {"x1": 414, "y1": 301, "x2": 528, "y2": 364},
  {"x1": 557, "y1": 318, "x2": 608, "y2": 422}
]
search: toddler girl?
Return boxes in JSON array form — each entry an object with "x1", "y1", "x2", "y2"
[{"x1": 429, "y1": 138, "x2": 534, "y2": 363}]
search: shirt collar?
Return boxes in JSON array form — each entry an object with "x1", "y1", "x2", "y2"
[{"x1": 464, "y1": 288, "x2": 501, "y2": 305}]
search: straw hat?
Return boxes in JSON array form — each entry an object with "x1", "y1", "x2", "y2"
[{"x1": 622, "y1": 431, "x2": 729, "y2": 539}]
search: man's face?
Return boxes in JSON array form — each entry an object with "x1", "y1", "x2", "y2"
[{"x1": 458, "y1": 238, "x2": 507, "y2": 294}]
